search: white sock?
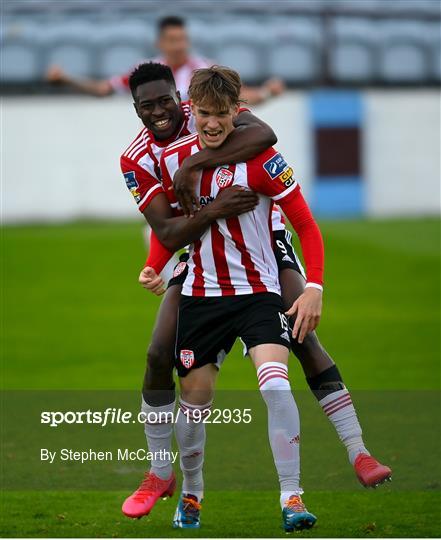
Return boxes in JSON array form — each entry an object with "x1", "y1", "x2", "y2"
[
  {"x1": 257, "y1": 362, "x2": 301, "y2": 507},
  {"x1": 318, "y1": 389, "x2": 369, "y2": 464},
  {"x1": 141, "y1": 397, "x2": 175, "y2": 480},
  {"x1": 175, "y1": 398, "x2": 212, "y2": 501}
]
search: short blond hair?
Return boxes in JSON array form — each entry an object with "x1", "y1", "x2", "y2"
[{"x1": 189, "y1": 65, "x2": 242, "y2": 110}]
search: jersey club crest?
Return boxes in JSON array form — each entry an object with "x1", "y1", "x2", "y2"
[
  {"x1": 180, "y1": 349, "x2": 195, "y2": 369},
  {"x1": 215, "y1": 167, "x2": 234, "y2": 188}
]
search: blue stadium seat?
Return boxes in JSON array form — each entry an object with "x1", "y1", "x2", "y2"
[
  {"x1": 331, "y1": 40, "x2": 376, "y2": 82},
  {"x1": 1, "y1": 38, "x2": 41, "y2": 80},
  {"x1": 43, "y1": 39, "x2": 95, "y2": 78},
  {"x1": 1, "y1": 17, "x2": 46, "y2": 42},
  {"x1": 379, "y1": 0, "x2": 441, "y2": 15},
  {"x1": 211, "y1": 19, "x2": 268, "y2": 80},
  {"x1": 432, "y1": 40, "x2": 441, "y2": 81},
  {"x1": 97, "y1": 40, "x2": 150, "y2": 79},
  {"x1": 327, "y1": 0, "x2": 383, "y2": 13},
  {"x1": 265, "y1": 17, "x2": 323, "y2": 83},
  {"x1": 379, "y1": 41, "x2": 429, "y2": 81},
  {"x1": 332, "y1": 17, "x2": 379, "y2": 42},
  {"x1": 330, "y1": 19, "x2": 379, "y2": 82},
  {"x1": 215, "y1": 39, "x2": 265, "y2": 82},
  {"x1": 93, "y1": 19, "x2": 154, "y2": 44},
  {"x1": 38, "y1": 18, "x2": 98, "y2": 42},
  {"x1": 379, "y1": 20, "x2": 435, "y2": 42},
  {"x1": 267, "y1": 39, "x2": 321, "y2": 83},
  {"x1": 266, "y1": 15, "x2": 323, "y2": 44},
  {"x1": 378, "y1": 21, "x2": 432, "y2": 81}
]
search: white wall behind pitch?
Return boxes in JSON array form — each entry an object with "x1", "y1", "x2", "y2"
[
  {"x1": 248, "y1": 92, "x2": 313, "y2": 201},
  {"x1": 2, "y1": 96, "x2": 141, "y2": 223},
  {"x1": 2, "y1": 93, "x2": 311, "y2": 224},
  {"x1": 364, "y1": 90, "x2": 440, "y2": 217},
  {"x1": 2, "y1": 91, "x2": 440, "y2": 224}
]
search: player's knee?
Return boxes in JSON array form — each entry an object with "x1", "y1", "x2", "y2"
[
  {"x1": 290, "y1": 329, "x2": 327, "y2": 359},
  {"x1": 257, "y1": 362, "x2": 291, "y2": 406},
  {"x1": 146, "y1": 344, "x2": 174, "y2": 374},
  {"x1": 307, "y1": 364, "x2": 344, "y2": 389},
  {"x1": 179, "y1": 385, "x2": 214, "y2": 406}
]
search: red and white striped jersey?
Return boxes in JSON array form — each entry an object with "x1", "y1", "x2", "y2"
[
  {"x1": 120, "y1": 103, "x2": 286, "y2": 232},
  {"x1": 120, "y1": 102, "x2": 195, "y2": 213},
  {"x1": 160, "y1": 134, "x2": 300, "y2": 297}
]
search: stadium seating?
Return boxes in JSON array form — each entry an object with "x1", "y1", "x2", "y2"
[
  {"x1": 1, "y1": 38, "x2": 41, "y2": 81},
  {"x1": 268, "y1": 39, "x2": 321, "y2": 83},
  {"x1": 44, "y1": 40, "x2": 96, "y2": 78},
  {"x1": 266, "y1": 16, "x2": 322, "y2": 83},
  {"x1": 380, "y1": 41, "x2": 429, "y2": 82},
  {"x1": 215, "y1": 40, "x2": 264, "y2": 82},
  {"x1": 97, "y1": 40, "x2": 152, "y2": 79},
  {"x1": 378, "y1": 21, "x2": 433, "y2": 82},
  {"x1": 1, "y1": 2, "x2": 440, "y2": 86},
  {"x1": 330, "y1": 18, "x2": 379, "y2": 82},
  {"x1": 432, "y1": 40, "x2": 441, "y2": 81}
]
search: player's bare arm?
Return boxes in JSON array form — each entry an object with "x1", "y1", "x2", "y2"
[
  {"x1": 143, "y1": 187, "x2": 258, "y2": 252},
  {"x1": 46, "y1": 65, "x2": 114, "y2": 97},
  {"x1": 173, "y1": 111, "x2": 277, "y2": 216}
]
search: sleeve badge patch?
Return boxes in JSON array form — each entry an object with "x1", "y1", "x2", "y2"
[
  {"x1": 263, "y1": 153, "x2": 295, "y2": 188},
  {"x1": 124, "y1": 171, "x2": 141, "y2": 202}
]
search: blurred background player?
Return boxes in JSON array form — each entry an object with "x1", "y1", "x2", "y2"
[{"x1": 46, "y1": 15, "x2": 285, "y2": 105}]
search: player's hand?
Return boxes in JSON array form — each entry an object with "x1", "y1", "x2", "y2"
[
  {"x1": 46, "y1": 65, "x2": 68, "y2": 83},
  {"x1": 210, "y1": 186, "x2": 259, "y2": 219},
  {"x1": 285, "y1": 287, "x2": 322, "y2": 343},
  {"x1": 138, "y1": 266, "x2": 165, "y2": 296},
  {"x1": 263, "y1": 77, "x2": 286, "y2": 97},
  {"x1": 173, "y1": 162, "x2": 200, "y2": 218}
]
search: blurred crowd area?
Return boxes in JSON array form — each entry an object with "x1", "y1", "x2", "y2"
[{"x1": 2, "y1": 0, "x2": 440, "y2": 94}]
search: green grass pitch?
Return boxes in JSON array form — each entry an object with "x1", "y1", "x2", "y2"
[{"x1": 1, "y1": 218, "x2": 440, "y2": 537}]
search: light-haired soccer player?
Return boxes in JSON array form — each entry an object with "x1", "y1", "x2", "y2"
[{"x1": 154, "y1": 66, "x2": 324, "y2": 531}]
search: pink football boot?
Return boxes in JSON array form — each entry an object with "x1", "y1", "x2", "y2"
[
  {"x1": 354, "y1": 454, "x2": 392, "y2": 488},
  {"x1": 122, "y1": 471, "x2": 176, "y2": 518}
]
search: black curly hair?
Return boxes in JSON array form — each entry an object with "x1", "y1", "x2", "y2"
[{"x1": 129, "y1": 62, "x2": 176, "y2": 100}]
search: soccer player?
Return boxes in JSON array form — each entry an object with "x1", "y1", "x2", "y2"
[
  {"x1": 122, "y1": 62, "x2": 391, "y2": 524},
  {"x1": 119, "y1": 62, "x2": 280, "y2": 518},
  {"x1": 142, "y1": 67, "x2": 392, "y2": 524},
  {"x1": 47, "y1": 16, "x2": 284, "y2": 105},
  {"x1": 155, "y1": 65, "x2": 323, "y2": 530}
]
